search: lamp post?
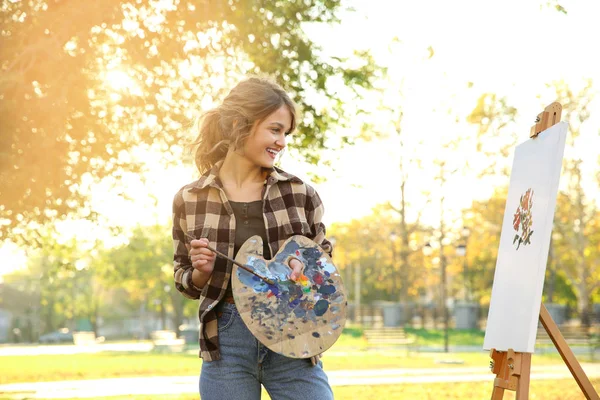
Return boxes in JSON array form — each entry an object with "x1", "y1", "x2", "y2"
[
  {"x1": 390, "y1": 231, "x2": 398, "y2": 298},
  {"x1": 422, "y1": 243, "x2": 433, "y2": 329},
  {"x1": 440, "y1": 243, "x2": 449, "y2": 353},
  {"x1": 429, "y1": 233, "x2": 450, "y2": 352},
  {"x1": 455, "y1": 226, "x2": 470, "y2": 301}
]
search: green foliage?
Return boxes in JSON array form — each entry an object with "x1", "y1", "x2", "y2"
[
  {"x1": 0, "y1": 0, "x2": 379, "y2": 238},
  {"x1": 99, "y1": 222, "x2": 195, "y2": 331},
  {"x1": 466, "y1": 93, "x2": 518, "y2": 177},
  {"x1": 549, "y1": 80, "x2": 599, "y2": 323},
  {"x1": 1, "y1": 229, "x2": 104, "y2": 337},
  {"x1": 1, "y1": 221, "x2": 196, "y2": 338}
]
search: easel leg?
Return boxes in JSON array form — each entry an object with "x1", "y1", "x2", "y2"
[
  {"x1": 516, "y1": 353, "x2": 531, "y2": 400},
  {"x1": 539, "y1": 304, "x2": 600, "y2": 400},
  {"x1": 492, "y1": 383, "x2": 505, "y2": 400},
  {"x1": 490, "y1": 349, "x2": 508, "y2": 400},
  {"x1": 490, "y1": 349, "x2": 530, "y2": 400}
]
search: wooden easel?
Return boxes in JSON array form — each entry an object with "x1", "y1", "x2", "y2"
[{"x1": 489, "y1": 102, "x2": 599, "y2": 400}]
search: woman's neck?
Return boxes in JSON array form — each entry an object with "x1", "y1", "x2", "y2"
[{"x1": 219, "y1": 150, "x2": 266, "y2": 188}]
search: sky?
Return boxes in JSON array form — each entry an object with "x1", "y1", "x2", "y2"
[{"x1": 2, "y1": 0, "x2": 600, "y2": 277}]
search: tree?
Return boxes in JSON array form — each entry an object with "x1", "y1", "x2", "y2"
[
  {"x1": 329, "y1": 207, "x2": 430, "y2": 305},
  {"x1": 461, "y1": 188, "x2": 507, "y2": 306},
  {"x1": 384, "y1": 109, "x2": 432, "y2": 304},
  {"x1": 550, "y1": 80, "x2": 597, "y2": 325},
  {"x1": 2, "y1": 229, "x2": 103, "y2": 338},
  {"x1": 466, "y1": 92, "x2": 518, "y2": 179},
  {"x1": 0, "y1": 0, "x2": 378, "y2": 238},
  {"x1": 101, "y1": 223, "x2": 185, "y2": 336}
]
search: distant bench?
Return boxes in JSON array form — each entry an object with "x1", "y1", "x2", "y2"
[
  {"x1": 150, "y1": 330, "x2": 186, "y2": 353},
  {"x1": 535, "y1": 326, "x2": 599, "y2": 359},
  {"x1": 363, "y1": 327, "x2": 416, "y2": 354},
  {"x1": 73, "y1": 332, "x2": 104, "y2": 345}
]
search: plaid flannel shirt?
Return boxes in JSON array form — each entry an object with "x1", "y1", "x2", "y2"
[{"x1": 172, "y1": 160, "x2": 332, "y2": 362}]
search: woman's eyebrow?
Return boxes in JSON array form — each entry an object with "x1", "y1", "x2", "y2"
[{"x1": 269, "y1": 122, "x2": 291, "y2": 131}]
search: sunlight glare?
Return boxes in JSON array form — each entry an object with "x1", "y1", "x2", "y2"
[{"x1": 105, "y1": 70, "x2": 135, "y2": 92}]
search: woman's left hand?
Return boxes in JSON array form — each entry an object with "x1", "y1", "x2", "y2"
[{"x1": 288, "y1": 258, "x2": 304, "y2": 281}]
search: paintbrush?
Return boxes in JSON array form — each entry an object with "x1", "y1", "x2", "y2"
[{"x1": 185, "y1": 233, "x2": 275, "y2": 285}]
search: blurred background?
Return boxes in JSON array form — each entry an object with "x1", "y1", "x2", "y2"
[{"x1": 1, "y1": 0, "x2": 599, "y2": 398}]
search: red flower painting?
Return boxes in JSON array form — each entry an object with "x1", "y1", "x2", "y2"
[{"x1": 513, "y1": 188, "x2": 534, "y2": 250}]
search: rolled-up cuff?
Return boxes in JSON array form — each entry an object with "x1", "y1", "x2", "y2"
[{"x1": 183, "y1": 270, "x2": 203, "y2": 299}]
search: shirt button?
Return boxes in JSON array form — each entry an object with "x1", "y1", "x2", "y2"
[{"x1": 207, "y1": 304, "x2": 213, "y2": 309}]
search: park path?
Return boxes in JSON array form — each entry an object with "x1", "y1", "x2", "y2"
[{"x1": 1, "y1": 364, "x2": 599, "y2": 399}]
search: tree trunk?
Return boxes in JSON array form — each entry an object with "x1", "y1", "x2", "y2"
[
  {"x1": 546, "y1": 239, "x2": 556, "y2": 303},
  {"x1": 170, "y1": 290, "x2": 184, "y2": 335},
  {"x1": 578, "y1": 270, "x2": 591, "y2": 327}
]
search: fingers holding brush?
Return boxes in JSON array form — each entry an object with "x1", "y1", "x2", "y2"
[{"x1": 190, "y1": 238, "x2": 216, "y2": 274}]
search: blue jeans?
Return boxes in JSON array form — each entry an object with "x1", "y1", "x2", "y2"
[{"x1": 199, "y1": 302, "x2": 334, "y2": 400}]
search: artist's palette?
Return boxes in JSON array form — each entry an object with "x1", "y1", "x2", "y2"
[{"x1": 232, "y1": 235, "x2": 348, "y2": 359}]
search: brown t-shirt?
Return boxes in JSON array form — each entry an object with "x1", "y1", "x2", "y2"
[{"x1": 223, "y1": 200, "x2": 271, "y2": 297}]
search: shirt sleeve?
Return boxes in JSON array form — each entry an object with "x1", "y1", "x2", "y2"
[
  {"x1": 172, "y1": 189, "x2": 203, "y2": 300},
  {"x1": 305, "y1": 185, "x2": 333, "y2": 258}
]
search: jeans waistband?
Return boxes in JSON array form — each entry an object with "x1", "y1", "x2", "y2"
[{"x1": 215, "y1": 300, "x2": 237, "y2": 312}]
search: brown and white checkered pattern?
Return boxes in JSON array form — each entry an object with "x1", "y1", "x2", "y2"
[{"x1": 172, "y1": 160, "x2": 332, "y2": 362}]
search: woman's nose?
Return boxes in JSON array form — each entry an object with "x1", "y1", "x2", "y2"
[{"x1": 275, "y1": 134, "x2": 286, "y2": 148}]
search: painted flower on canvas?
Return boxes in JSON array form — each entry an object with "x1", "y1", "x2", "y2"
[{"x1": 512, "y1": 188, "x2": 534, "y2": 250}]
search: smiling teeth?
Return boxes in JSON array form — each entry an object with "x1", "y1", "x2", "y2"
[{"x1": 267, "y1": 149, "x2": 278, "y2": 155}]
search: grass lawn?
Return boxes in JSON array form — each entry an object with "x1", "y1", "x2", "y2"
[
  {"x1": 404, "y1": 327, "x2": 485, "y2": 346},
  {"x1": 0, "y1": 328, "x2": 596, "y2": 388},
  {"x1": 0, "y1": 349, "x2": 591, "y2": 385},
  {"x1": 4, "y1": 378, "x2": 596, "y2": 400}
]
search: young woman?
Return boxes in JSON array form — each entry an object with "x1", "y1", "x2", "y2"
[{"x1": 172, "y1": 77, "x2": 334, "y2": 399}]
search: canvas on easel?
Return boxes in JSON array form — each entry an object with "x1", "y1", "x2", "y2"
[
  {"x1": 482, "y1": 103, "x2": 599, "y2": 400},
  {"x1": 483, "y1": 120, "x2": 568, "y2": 353}
]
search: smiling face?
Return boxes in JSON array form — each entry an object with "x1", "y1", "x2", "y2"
[{"x1": 240, "y1": 105, "x2": 293, "y2": 169}]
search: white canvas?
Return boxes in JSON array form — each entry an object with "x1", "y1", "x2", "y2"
[{"x1": 483, "y1": 122, "x2": 568, "y2": 353}]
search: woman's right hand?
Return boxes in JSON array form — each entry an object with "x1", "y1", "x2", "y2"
[{"x1": 190, "y1": 238, "x2": 216, "y2": 279}]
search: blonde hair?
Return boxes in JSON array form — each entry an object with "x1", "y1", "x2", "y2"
[{"x1": 192, "y1": 76, "x2": 297, "y2": 174}]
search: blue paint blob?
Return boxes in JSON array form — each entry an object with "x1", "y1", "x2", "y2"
[
  {"x1": 322, "y1": 262, "x2": 336, "y2": 274},
  {"x1": 289, "y1": 297, "x2": 302, "y2": 308},
  {"x1": 294, "y1": 307, "x2": 306, "y2": 318},
  {"x1": 268, "y1": 284, "x2": 280, "y2": 296},
  {"x1": 313, "y1": 299, "x2": 329, "y2": 316},
  {"x1": 254, "y1": 283, "x2": 269, "y2": 293},
  {"x1": 312, "y1": 332, "x2": 321, "y2": 338},
  {"x1": 317, "y1": 285, "x2": 336, "y2": 295}
]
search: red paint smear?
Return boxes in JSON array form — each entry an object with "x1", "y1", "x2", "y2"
[
  {"x1": 314, "y1": 274, "x2": 324, "y2": 285},
  {"x1": 267, "y1": 291, "x2": 274, "y2": 298}
]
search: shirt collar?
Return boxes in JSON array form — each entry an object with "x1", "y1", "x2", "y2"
[
  {"x1": 268, "y1": 166, "x2": 303, "y2": 184},
  {"x1": 191, "y1": 161, "x2": 303, "y2": 192},
  {"x1": 193, "y1": 160, "x2": 223, "y2": 191}
]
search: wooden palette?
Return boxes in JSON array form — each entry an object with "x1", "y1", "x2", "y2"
[{"x1": 232, "y1": 235, "x2": 348, "y2": 359}]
